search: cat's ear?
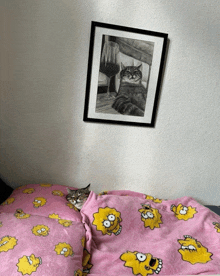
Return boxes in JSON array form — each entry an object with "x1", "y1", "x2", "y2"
[
  {"x1": 121, "y1": 63, "x2": 125, "y2": 70},
  {"x1": 85, "y1": 184, "x2": 90, "y2": 190},
  {"x1": 137, "y1": 63, "x2": 142, "y2": 71},
  {"x1": 66, "y1": 187, "x2": 72, "y2": 193}
]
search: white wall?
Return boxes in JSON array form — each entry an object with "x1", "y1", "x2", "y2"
[{"x1": 1, "y1": 0, "x2": 220, "y2": 205}]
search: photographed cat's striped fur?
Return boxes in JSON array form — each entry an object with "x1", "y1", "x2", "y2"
[{"x1": 112, "y1": 63, "x2": 147, "y2": 117}]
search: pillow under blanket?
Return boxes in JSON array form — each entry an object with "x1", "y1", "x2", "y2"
[{"x1": 0, "y1": 183, "x2": 86, "y2": 276}]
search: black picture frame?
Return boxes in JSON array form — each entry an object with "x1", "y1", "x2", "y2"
[{"x1": 83, "y1": 21, "x2": 168, "y2": 127}]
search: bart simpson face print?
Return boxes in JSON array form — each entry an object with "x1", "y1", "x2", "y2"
[
  {"x1": 171, "y1": 204, "x2": 197, "y2": 221},
  {"x1": 213, "y1": 222, "x2": 220, "y2": 233},
  {"x1": 178, "y1": 235, "x2": 212, "y2": 264},
  {"x1": 0, "y1": 236, "x2": 17, "y2": 252},
  {"x1": 32, "y1": 225, "x2": 50, "y2": 237},
  {"x1": 54, "y1": 242, "x2": 74, "y2": 257},
  {"x1": 17, "y1": 254, "x2": 42, "y2": 275},
  {"x1": 121, "y1": 251, "x2": 163, "y2": 276},
  {"x1": 33, "y1": 197, "x2": 47, "y2": 208},
  {"x1": 14, "y1": 209, "x2": 31, "y2": 219},
  {"x1": 138, "y1": 204, "x2": 162, "y2": 230},
  {"x1": 93, "y1": 207, "x2": 122, "y2": 236}
]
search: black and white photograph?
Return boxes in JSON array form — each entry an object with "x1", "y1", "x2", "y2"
[{"x1": 84, "y1": 21, "x2": 168, "y2": 127}]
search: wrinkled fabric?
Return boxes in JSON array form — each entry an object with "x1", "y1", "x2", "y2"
[{"x1": 81, "y1": 190, "x2": 220, "y2": 275}]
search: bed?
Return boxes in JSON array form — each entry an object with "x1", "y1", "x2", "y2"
[{"x1": 0, "y1": 183, "x2": 220, "y2": 275}]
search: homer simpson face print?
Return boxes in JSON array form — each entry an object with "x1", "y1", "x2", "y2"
[
  {"x1": 178, "y1": 235, "x2": 212, "y2": 264},
  {"x1": 14, "y1": 209, "x2": 31, "y2": 219},
  {"x1": 93, "y1": 207, "x2": 122, "y2": 236},
  {"x1": 138, "y1": 204, "x2": 162, "y2": 230},
  {"x1": 17, "y1": 254, "x2": 42, "y2": 275},
  {"x1": 0, "y1": 236, "x2": 17, "y2": 252},
  {"x1": 120, "y1": 251, "x2": 163, "y2": 276},
  {"x1": 171, "y1": 204, "x2": 197, "y2": 221}
]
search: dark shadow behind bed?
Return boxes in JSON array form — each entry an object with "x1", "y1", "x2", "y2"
[{"x1": 0, "y1": 178, "x2": 13, "y2": 204}]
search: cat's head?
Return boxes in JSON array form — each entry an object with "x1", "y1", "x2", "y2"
[
  {"x1": 120, "y1": 63, "x2": 142, "y2": 84},
  {"x1": 66, "y1": 184, "x2": 90, "y2": 210}
]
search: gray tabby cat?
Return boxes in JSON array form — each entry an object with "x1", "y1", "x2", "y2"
[
  {"x1": 66, "y1": 184, "x2": 90, "y2": 210},
  {"x1": 112, "y1": 63, "x2": 147, "y2": 117}
]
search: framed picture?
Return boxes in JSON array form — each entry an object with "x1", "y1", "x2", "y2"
[{"x1": 83, "y1": 21, "x2": 168, "y2": 127}]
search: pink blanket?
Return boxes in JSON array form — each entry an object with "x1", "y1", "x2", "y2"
[
  {"x1": 1, "y1": 185, "x2": 220, "y2": 275},
  {"x1": 81, "y1": 190, "x2": 220, "y2": 275},
  {"x1": 0, "y1": 184, "x2": 86, "y2": 275}
]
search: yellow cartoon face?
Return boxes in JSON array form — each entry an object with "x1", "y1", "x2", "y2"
[
  {"x1": 178, "y1": 235, "x2": 212, "y2": 264},
  {"x1": 1, "y1": 197, "x2": 15, "y2": 206},
  {"x1": 52, "y1": 190, "x2": 64, "y2": 196},
  {"x1": 32, "y1": 225, "x2": 50, "y2": 237},
  {"x1": 17, "y1": 254, "x2": 42, "y2": 275},
  {"x1": 58, "y1": 219, "x2": 72, "y2": 227},
  {"x1": 14, "y1": 209, "x2": 31, "y2": 219},
  {"x1": 171, "y1": 204, "x2": 197, "y2": 221},
  {"x1": 98, "y1": 191, "x2": 108, "y2": 196},
  {"x1": 138, "y1": 204, "x2": 162, "y2": 230},
  {"x1": 33, "y1": 197, "x2": 47, "y2": 208},
  {"x1": 121, "y1": 251, "x2": 163, "y2": 276},
  {"x1": 93, "y1": 207, "x2": 122, "y2": 236},
  {"x1": 48, "y1": 213, "x2": 61, "y2": 220},
  {"x1": 0, "y1": 236, "x2": 18, "y2": 252},
  {"x1": 213, "y1": 222, "x2": 220, "y2": 233},
  {"x1": 66, "y1": 202, "x2": 79, "y2": 212},
  {"x1": 74, "y1": 269, "x2": 83, "y2": 276},
  {"x1": 82, "y1": 248, "x2": 93, "y2": 274},
  {"x1": 145, "y1": 195, "x2": 163, "y2": 203},
  {"x1": 22, "y1": 188, "x2": 35, "y2": 194},
  {"x1": 40, "y1": 183, "x2": 52, "y2": 187},
  {"x1": 54, "y1": 242, "x2": 74, "y2": 257},
  {"x1": 17, "y1": 185, "x2": 27, "y2": 190},
  {"x1": 81, "y1": 236, "x2": 85, "y2": 247}
]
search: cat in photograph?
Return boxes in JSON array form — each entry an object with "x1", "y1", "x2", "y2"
[
  {"x1": 66, "y1": 184, "x2": 90, "y2": 210},
  {"x1": 112, "y1": 63, "x2": 147, "y2": 117}
]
